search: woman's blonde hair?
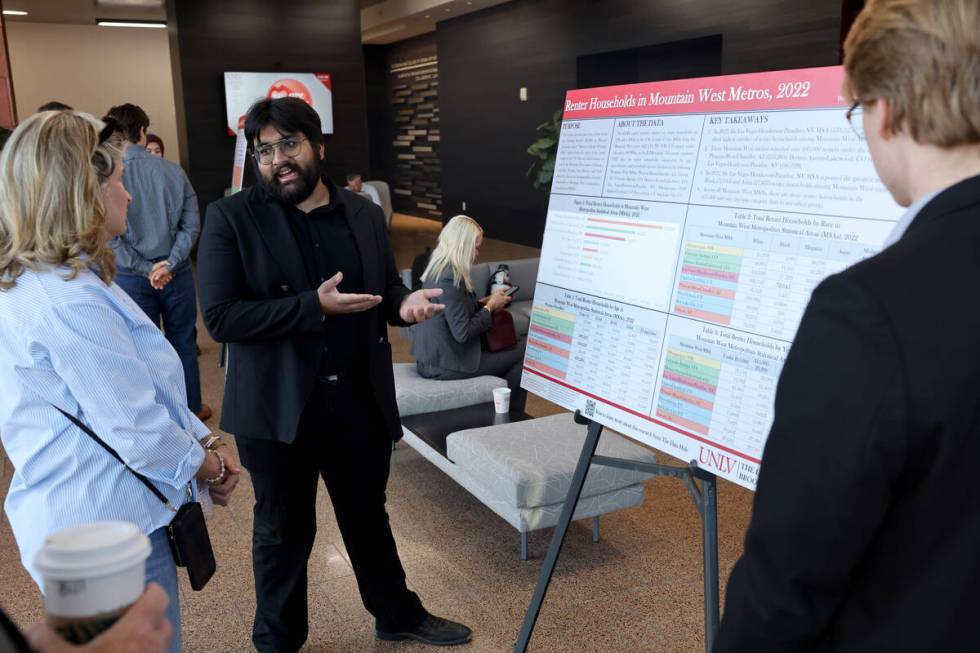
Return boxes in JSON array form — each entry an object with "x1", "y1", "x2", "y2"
[
  {"x1": 420, "y1": 215, "x2": 483, "y2": 292},
  {"x1": 0, "y1": 110, "x2": 120, "y2": 290},
  {"x1": 843, "y1": 0, "x2": 980, "y2": 146}
]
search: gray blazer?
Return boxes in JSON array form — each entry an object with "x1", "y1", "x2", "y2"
[{"x1": 411, "y1": 269, "x2": 492, "y2": 373}]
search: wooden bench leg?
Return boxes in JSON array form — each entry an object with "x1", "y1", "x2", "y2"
[
  {"x1": 593, "y1": 516, "x2": 600, "y2": 543},
  {"x1": 520, "y1": 532, "x2": 529, "y2": 561}
]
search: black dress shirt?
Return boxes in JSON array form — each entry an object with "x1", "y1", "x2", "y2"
[{"x1": 283, "y1": 179, "x2": 366, "y2": 377}]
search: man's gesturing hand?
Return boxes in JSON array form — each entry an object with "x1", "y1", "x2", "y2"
[
  {"x1": 399, "y1": 288, "x2": 444, "y2": 324},
  {"x1": 317, "y1": 272, "x2": 382, "y2": 315}
]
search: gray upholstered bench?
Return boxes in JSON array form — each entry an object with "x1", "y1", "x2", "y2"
[
  {"x1": 393, "y1": 362, "x2": 506, "y2": 416},
  {"x1": 397, "y1": 405, "x2": 656, "y2": 559}
]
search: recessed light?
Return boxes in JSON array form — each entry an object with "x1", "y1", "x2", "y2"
[
  {"x1": 97, "y1": 19, "x2": 166, "y2": 28},
  {"x1": 424, "y1": 14, "x2": 430, "y2": 18},
  {"x1": 444, "y1": 7, "x2": 451, "y2": 11},
  {"x1": 2, "y1": 10, "x2": 29, "y2": 15}
]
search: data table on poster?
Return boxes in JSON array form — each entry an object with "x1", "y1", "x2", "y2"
[
  {"x1": 524, "y1": 284, "x2": 665, "y2": 415},
  {"x1": 522, "y1": 66, "x2": 905, "y2": 489}
]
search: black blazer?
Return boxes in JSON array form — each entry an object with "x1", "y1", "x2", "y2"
[
  {"x1": 715, "y1": 174, "x2": 980, "y2": 652},
  {"x1": 411, "y1": 269, "x2": 491, "y2": 374},
  {"x1": 197, "y1": 184, "x2": 410, "y2": 443}
]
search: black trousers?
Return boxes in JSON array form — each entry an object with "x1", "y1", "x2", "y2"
[{"x1": 236, "y1": 377, "x2": 426, "y2": 653}]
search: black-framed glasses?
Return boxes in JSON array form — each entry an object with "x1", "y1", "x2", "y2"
[
  {"x1": 846, "y1": 100, "x2": 864, "y2": 140},
  {"x1": 252, "y1": 137, "x2": 307, "y2": 165}
]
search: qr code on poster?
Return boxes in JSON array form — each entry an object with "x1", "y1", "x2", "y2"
[{"x1": 584, "y1": 399, "x2": 596, "y2": 417}]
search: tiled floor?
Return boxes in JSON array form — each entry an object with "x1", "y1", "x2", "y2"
[{"x1": 0, "y1": 214, "x2": 755, "y2": 652}]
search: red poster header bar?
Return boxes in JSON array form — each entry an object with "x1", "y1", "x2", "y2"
[{"x1": 563, "y1": 65, "x2": 847, "y2": 119}]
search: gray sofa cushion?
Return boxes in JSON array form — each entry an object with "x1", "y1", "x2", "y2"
[
  {"x1": 393, "y1": 362, "x2": 507, "y2": 416},
  {"x1": 509, "y1": 300, "x2": 533, "y2": 337},
  {"x1": 446, "y1": 412, "x2": 656, "y2": 509}
]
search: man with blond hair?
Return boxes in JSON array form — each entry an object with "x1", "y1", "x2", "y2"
[{"x1": 715, "y1": 0, "x2": 980, "y2": 650}]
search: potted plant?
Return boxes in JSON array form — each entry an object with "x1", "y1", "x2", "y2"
[{"x1": 526, "y1": 109, "x2": 562, "y2": 192}]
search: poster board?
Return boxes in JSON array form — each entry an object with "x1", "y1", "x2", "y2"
[
  {"x1": 223, "y1": 72, "x2": 333, "y2": 135},
  {"x1": 521, "y1": 66, "x2": 903, "y2": 490}
]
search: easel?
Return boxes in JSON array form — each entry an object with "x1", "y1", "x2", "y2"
[{"x1": 513, "y1": 410, "x2": 720, "y2": 653}]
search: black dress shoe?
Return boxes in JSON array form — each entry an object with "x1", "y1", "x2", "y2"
[{"x1": 376, "y1": 614, "x2": 472, "y2": 646}]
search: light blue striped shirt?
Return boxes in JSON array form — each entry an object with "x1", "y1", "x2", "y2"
[
  {"x1": 111, "y1": 144, "x2": 200, "y2": 275},
  {"x1": 0, "y1": 264, "x2": 207, "y2": 586}
]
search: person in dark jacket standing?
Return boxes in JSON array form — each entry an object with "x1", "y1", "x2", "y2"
[
  {"x1": 715, "y1": 0, "x2": 980, "y2": 650},
  {"x1": 197, "y1": 97, "x2": 473, "y2": 652}
]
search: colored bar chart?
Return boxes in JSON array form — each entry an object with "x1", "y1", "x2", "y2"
[
  {"x1": 525, "y1": 305, "x2": 575, "y2": 380},
  {"x1": 673, "y1": 242, "x2": 742, "y2": 325},
  {"x1": 536, "y1": 196, "x2": 687, "y2": 311},
  {"x1": 655, "y1": 346, "x2": 720, "y2": 435}
]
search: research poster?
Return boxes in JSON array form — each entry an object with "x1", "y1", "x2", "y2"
[{"x1": 521, "y1": 66, "x2": 903, "y2": 490}]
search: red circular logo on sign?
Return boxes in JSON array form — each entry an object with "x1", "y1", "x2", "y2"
[{"x1": 267, "y1": 79, "x2": 313, "y2": 105}]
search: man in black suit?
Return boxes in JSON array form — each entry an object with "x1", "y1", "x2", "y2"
[
  {"x1": 714, "y1": 0, "x2": 980, "y2": 650},
  {"x1": 198, "y1": 98, "x2": 472, "y2": 652}
]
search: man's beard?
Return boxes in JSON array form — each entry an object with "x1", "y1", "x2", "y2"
[{"x1": 259, "y1": 159, "x2": 321, "y2": 205}]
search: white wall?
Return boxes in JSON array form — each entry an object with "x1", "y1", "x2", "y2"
[{"x1": 6, "y1": 22, "x2": 181, "y2": 164}]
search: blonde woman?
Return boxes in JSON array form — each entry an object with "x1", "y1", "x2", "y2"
[
  {"x1": 0, "y1": 111, "x2": 240, "y2": 653},
  {"x1": 412, "y1": 215, "x2": 528, "y2": 412}
]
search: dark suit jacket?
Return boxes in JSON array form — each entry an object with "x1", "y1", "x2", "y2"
[
  {"x1": 714, "y1": 174, "x2": 980, "y2": 652},
  {"x1": 197, "y1": 183, "x2": 410, "y2": 443},
  {"x1": 411, "y1": 269, "x2": 491, "y2": 374}
]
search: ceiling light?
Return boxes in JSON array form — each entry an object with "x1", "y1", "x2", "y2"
[
  {"x1": 2, "y1": 10, "x2": 28, "y2": 15},
  {"x1": 97, "y1": 19, "x2": 166, "y2": 28}
]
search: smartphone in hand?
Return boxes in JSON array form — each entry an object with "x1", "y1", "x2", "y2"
[{"x1": 504, "y1": 285, "x2": 520, "y2": 297}]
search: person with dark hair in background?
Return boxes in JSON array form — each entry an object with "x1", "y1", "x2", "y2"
[
  {"x1": 198, "y1": 97, "x2": 472, "y2": 651},
  {"x1": 36, "y1": 101, "x2": 72, "y2": 112},
  {"x1": 144, "y1": 133, "x2": 164, "y2": 158},
  {"x1": 345, "y1": 172, "x2": 382, "y2": 207},
  {"x1": 103, "y1": 103, "x2": 210, "y2": 421},
  {"x1": 714, "y1": 0, "x2": 980, "y2": 650}
]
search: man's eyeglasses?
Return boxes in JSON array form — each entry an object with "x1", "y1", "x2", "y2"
[
  {"x1": 846, "y1": 100, "x2": 864, "y2": 140},
  {"x1": 253, "y1": 137, "x2": 307, "y2": 165}
]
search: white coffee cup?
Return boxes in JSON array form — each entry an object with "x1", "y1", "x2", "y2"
[
  {"x1": 493, "y1": 387, "x2": 512, "y2": 414},
  {"x1": 34, "y1": 521, "x2": 151, "y2": 644}
]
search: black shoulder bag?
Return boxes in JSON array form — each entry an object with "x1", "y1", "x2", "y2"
[{"x1": 54, "y1": 407, "x2": 216, "y2": 591}]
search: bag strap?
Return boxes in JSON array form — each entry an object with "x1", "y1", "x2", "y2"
[{"x1": 53, "y1": 406, "x2": 177, "y2": 512}]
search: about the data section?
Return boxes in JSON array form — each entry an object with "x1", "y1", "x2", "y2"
[
  {"x1": 669, "y1": 205, "x2": 891, "y2": 341},
  {"x1": 537, "y1": 195, "x2": 684, "y2": 311},
  {"x1": 602, "y1": 114, "x2": 704, "y2": 203},
  {"x1": 690, "y1": 109, "x2": 900, "y2": 220}
]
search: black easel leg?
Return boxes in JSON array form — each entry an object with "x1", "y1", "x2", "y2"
[
  {"x1": 513, "y1": 417, "x2": 604, "y2": 653},
  {"x1": 698, "y1": 471, "x2": 720, "y2": 652}
]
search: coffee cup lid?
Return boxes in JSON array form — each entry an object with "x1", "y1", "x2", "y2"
[{"x1": 34, "y1": 521, "x2": 151, "y2": 580}]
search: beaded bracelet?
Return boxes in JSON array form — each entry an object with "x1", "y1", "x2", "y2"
[{"x1": 204, "y1": 449, "x2": 226, "y2": 485}]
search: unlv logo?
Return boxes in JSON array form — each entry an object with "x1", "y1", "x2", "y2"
[
  {"x1": 699, "y1": 446, "x2": 737, "y2": 474},
  {"x1": 267, "y1": 79, "x2": 313, "y2": 105}
]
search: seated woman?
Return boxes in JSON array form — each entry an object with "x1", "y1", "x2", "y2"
[
  {"x1": 412, "y1": 215, "x2": 528, "y2": 413},
  {"x1": 0, "y1": 111, "x2": 240, "y2": 653}
]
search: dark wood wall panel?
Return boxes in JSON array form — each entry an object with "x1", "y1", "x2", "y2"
[
  {"x1": 437, "y1": 0, "x2": 844, "y2": 247},
  {"x1": 172, "y1": 0, "x2": 369, "y2": 215},
  {"x1": 365, "y1": 33, "x2": 442, "y2": 221}
]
